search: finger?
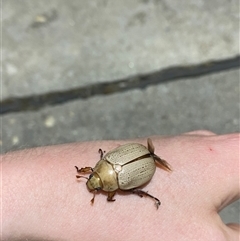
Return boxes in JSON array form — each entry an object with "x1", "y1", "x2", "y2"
[
  {"x1": 163, "y1": 133, "x2": 239, "y2": 211},
  {"x1": 211, "y1": 134, "x2": 240, "y2": 211},
  {"x1": 227, "y1": 223, "x2": 240, "y2": 231},
  {"x1": 183, "y1": 130, "x2": 216, "y2": 136},
  {"x1": 224, "y1": 223, "x2": 240, "y2": 241}
]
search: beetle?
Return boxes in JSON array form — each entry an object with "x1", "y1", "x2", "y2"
[{"x1": 75, "y1": 138, "x2": 172, "y2": 209}]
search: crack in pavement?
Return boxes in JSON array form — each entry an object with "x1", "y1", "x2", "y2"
[{"x1": 1, "y1": 55, "x2": 239, "y2": 115}]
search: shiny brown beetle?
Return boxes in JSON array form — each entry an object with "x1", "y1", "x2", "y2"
[{"x1": 75, "y1": 138, "x2": 171, "y2": 208}]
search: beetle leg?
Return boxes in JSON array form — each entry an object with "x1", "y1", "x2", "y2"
[
  {"x1": 75, "y1": 166, "x2": 93, "y2": 173},
  {"x1": 147, "y1": 138, "x2": 172, "y2": 172},
  {"x1": 76, "y1": 175, "x2": 89, "y2": 180},
  {"x1": 132, "y1": 189, "x2": 161, "y2": 209},
  {"x1": 90, "y1": 190, "x2": 97, "y2": 204},
  {"x1": 98, "y1": 149, "x2": 105, "y2": 159},
  {"x1": 147, "y1": 138, "x2": 155, "y2": 154},
  {"x1": 75, "y1": 166, "x2": 93, "y2": 179},
  {"x1": 107, "y1": 191, "x2": 116, "y2": 202},
  {"x1": 153, "y1": 155, "x2": 172, "y2": 172}
]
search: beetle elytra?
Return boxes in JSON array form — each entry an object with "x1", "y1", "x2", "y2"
[{"x1": 75, "y1": 138, "x2": 172, "y2": 209}]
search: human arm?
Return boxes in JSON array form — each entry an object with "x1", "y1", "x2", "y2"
[{"x1": 2, "y1": 131, "x2": 239, "y2": 241}]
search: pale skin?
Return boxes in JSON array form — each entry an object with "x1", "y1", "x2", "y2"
[{"x1": 1, "y1": 131, "x2": 239, "y2": 241}]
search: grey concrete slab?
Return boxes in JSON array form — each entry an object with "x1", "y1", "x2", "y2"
[
  {"x1": 2, "y1": 69, "x2": 239, "y2": 153},
  {"x1": 220, "y1": 201, "x2": 240, "y2": 224},
  {"x1": 3, "y1": 0, "x2": 239, "y2": 98}
]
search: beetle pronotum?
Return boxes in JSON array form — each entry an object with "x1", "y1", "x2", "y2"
[{"x1": 75, "y1": 138, "x2": 172, "y2": 209}]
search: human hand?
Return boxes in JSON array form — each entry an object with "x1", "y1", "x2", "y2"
[{"x1": 2, "y1": 131, "x2": 239, "y2": 241}]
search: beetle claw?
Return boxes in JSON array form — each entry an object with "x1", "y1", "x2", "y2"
[
  {"x1": 107, "y1": 191, "x2": 116, "y2": 202},
  {"x1": 132, "y1": 189, "x2": 161, "y2": 209},
  {"x1": 155, "y1": 199, "x2": 161, "y2": 209},
  {"x1": 90, "y1": 190, "x2": 97, "y2": 204}
]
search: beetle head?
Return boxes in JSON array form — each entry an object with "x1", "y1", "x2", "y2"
[{"x1": 87, "y1": 173, "x2": 103, "y2": 191}]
